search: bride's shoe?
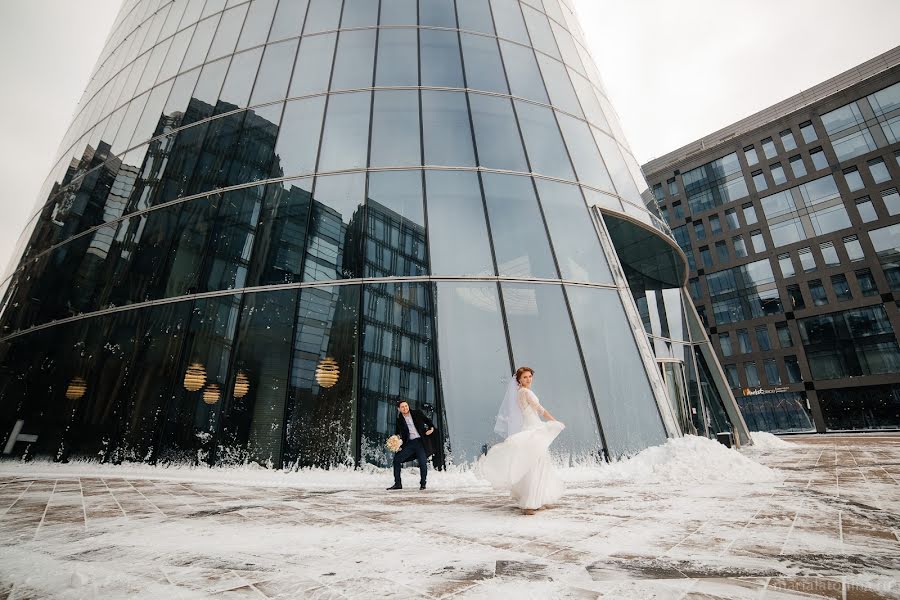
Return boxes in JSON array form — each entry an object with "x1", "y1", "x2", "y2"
[{"x1": 522, "y1": 508, "x2": 536, "y2": 515}]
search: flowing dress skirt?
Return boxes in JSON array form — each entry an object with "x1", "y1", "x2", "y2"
[{"x1": 478, "y1": 421, "x2": 565, "y2": 509}]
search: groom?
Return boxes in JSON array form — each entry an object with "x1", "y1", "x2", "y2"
[{"x1": 386, "y1": 400, "x2": 435, "y2": 491}]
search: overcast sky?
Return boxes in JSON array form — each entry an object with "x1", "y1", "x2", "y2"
[{"x1": 1, "y1": 0, "x2": 899, "y2": 271}]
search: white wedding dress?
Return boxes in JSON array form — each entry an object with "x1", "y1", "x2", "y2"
[{"x1": 478, "y1": 387, "x2": 565, "y2": 510}]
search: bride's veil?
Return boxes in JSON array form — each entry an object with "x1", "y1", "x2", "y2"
[{"x1": 494, "y1": 376, "x2": 523, "y2": 439}]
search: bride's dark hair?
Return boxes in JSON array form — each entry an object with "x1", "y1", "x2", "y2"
[{"x1": 514, "y1": 366, "x2": 534, "y2": 383}]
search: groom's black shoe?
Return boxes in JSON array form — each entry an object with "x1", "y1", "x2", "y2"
[
  {"x1": 419, "y1": 483, "x2": 426, "y2": 490},
  {"x1": 386, "y1": 483, "x2": 402, "y2": 490}
]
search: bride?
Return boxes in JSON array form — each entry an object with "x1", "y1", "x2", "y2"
[{"x1": 478, "y1": 367, "x2": 565, "y2": 515}]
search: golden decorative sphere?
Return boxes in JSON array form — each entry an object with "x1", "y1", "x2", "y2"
[
  {"x1": 314, "y1": 357, "x2": 340, "y2": 388},
  {"x1": 202, "y1": 383, "x2": 221, "y2": 405},
  {"x1": 184, "y1": 362, "x2": 207, "y2": 391},
  {"x1": 233, "y1": 371, "x2": 250, "y2": 398},
  {"x1": 65, "y1": 377, "x2": 87, "y2": 400}
]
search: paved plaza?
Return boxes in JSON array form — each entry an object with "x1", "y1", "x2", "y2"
[{"x1": 0, "y1": 434, "x2": 898, "y2": 599}]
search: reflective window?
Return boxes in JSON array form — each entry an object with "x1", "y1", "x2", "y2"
[
  {"x1": 251, "y1": 178, "x2": 314, "y2": 285},
  {"x1": 682, "y1": 152, "x2": 748, "y2": 213},
  {"x1": 460, "y1": 33, "x2": 508, "y2": 94},
  {"x1": 810, "y1": 147, "x2": 828, "y2": 171},
  {"x1": 742, "y1": 202, "x2": 758, "y2": 225},
  {"x1": 237, "y1": 0, "x2": 277, "y2": 52},
  {"x1": 185, "y1": 56, "x2": 229, "y2": 123},
  {"x1": 514, "y1": 101, "x2": 575, "y2": 180},
  {"x1": 366, "y1": 171, "x2": 426, "y2": 274},
  {"x1": 268, "y1": 0, "x2": 308, "y2": 42},
  {"x1": 770, "y1": 163, "x2": 787, "y2": 185},
  {"x1": 843, "y1": 235, "x2": 864, "y2": 262},
  {"x1": 832, "y1": 274, "x2": 852, "y2": 301},
  {"x1": 499, "y1": 40, "x2": 549, "y2": 104},
  {"x1": 761, "y1": 137, "x2": 777, "y2": 159},
  {"x1": 219, "y1": 48, "x2": 264, "y2": 111},
  {"x1": 673, "y1": 202, "x2": 684, "y2": 219},
  {"x1": 303, "y1": 173, "x2": 366, "y2": 281},
  {"x1": 725, "y1": 364, "x2": 740, "y2": 388},
  {"x1": 732, "y1": 235, "x2": 747, "y2": 258},
  {"x1": 181, "y1": 15, "x2": 220, "y2": 72},
  {"x1": 778, "y1": 253, "x2": 795, "y2": 278},
  {"x1": 709, "y1": 214, "x2": 721, "y2": 234},
  {"x1": 331, "y1": 29, "x2": 377, "y2": 91},
  {"x1": 435, "y1": 282, "x2": 510, "y2": 463},
  {"x1": 883, "y1": 189, "x2": 900, "y2": 216},
  {"x1": 715, "y1": 240, "x2": 728, "y2": 262},
  {"x1": 469, "y1": 93, "x2": 528, "y2": 172},
  {"x1": 522, "y1": 4, "x2": 560, "y2": 58},
  {"x1": 425, "y1": 170, "x2": 494, "y2": 276},
  {"x1": 809, "y1": 279, "x2": 828, "y2": 306},
  {"x1": 370, "y1": 91, "x2": 420, "y2": 167},
  {"x1": 785, "y1": 356, "x2": 802, "y2": 383},
  {"x1": 556, "y1": 113, "x2": 614, "y2": 192},
  {"x1": 820, "y1": 241, "x2": 839, "y2": 266},
  {"x1": 457, "y1": 0, "x2": 495, "y2": 34},
  {"x1": 780, "y1": 129, "x2": 797, "y2": 151},
  {"x1": 421, "y1": 90, "x2": 476, "y2": 167},
  {"x1": 303, "y1": 0, "x2": 343, "y2": 33},
  {"x1": 420, "y1": 29, "x2": 464, "y2": 88},
  {"x1": 719, "y1": 332, "x2": 733, "y2": 356},
  {"x1": 694, "y1": 220, "x2": 706, "y2": 241},
  {"x1": 207, "y1": 4, "x2": 249, "y2": 60},
  {"x1": 735, "y1": 329, "x2": 751, "y2": 353},
  {"x1": 482, "y1": 173, "x2": 558, "y2": 278},
  {"x1": 751, "y1": 170, "x2": 767, "y2": 192},
  {"x1": 536, "y1": 53, "x2": 583, "y2": 117},
  {"x1": 273, "y1": 96, "x2": 326, "y2": 177},
  {"x1": 380, "y1": 0, "x2": 417, "y2": 25},
  {"x1": 566, "y1": 285, "x2": 667, "y2": 457},
  {"x1": 764, "y1": 359, "x2": 781, "y2": 385},
  {"x1": 776, "y1": 322, "x2": 793, "y2": 348},
  {"x1": 284, "y1": 285, "x2": 360, "y2": 467},
  {"x1": 420, "y1": 0, "x2": 457, "y2": 27},
  {"x1": 798, "y1": 247, "x2": 816, "y2": 272},
  {"x1": 809, "y1": 204, "x2": 852, "y2": 237},
  {"x1": 341, "y1": 0, "x2": 379, "y2": 27},
  {"x1": 856, "y1": 268, "x2": 879, "y2": 296},
  {"x1": 250, "y1": 39, "x2": 298, "y2": 105},
  {"x1": 535, "y1": 179, "x2": 611, "y2": 283},
  {"x1": 755, "y1": 325, "x2": 771, "y2": 351},
  {"x1": 786, "y1": 284, "x2": 805, "y2": 310},
  {"x1": 868, "y1": 158, "x2": 891, "y2": 184},
  {"x1": 700, "y1": 246, "x2": 712, "y2": 268},
  {"x1": 317, "y1": 92, "x2": 371, "y2": 171},
  {"x1": 744, "y1": 145, "x2": 759, "y2": 166},
  {"x1": 844, "y1": 167, "x2": 864, "y2": 192},
  {"x1": 376, "y1": 29, "x2": 419, "y2": 87},
  {"x1": 856, "y1": 196, "x2": 878, "y2": 222},
  {"x1": 750, "y1": 230, "x2": 766, "y2": 253},
  {"x1": 490, "y1": 0, "x2": 529, "y2": 44},
  {"x1": 289, "y1": 33, "x2": 337, "y2": 97},
  {"x1": 745, "y1": 362, "x2": 760, "y2": 387},
  {"x1": 789, "y1": 155, "x2": 807, "y2": 178},
  {"x1": 668, "y1": 178, "x2": 678, "y2": 196},
  {"x1": 800, "y1": 121, "x2": 817, "y2": 144}
]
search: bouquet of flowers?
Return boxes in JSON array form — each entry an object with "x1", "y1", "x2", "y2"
[{"x1": 385, "y1": 435, "x2": 402, "y2": 453}]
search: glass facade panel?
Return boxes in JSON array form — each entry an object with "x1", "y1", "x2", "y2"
[
  {"x1": 566, "y1": 285, "x2": 667, "y2": 457},
  {"x1": 770, "y1": 163, "x2": 787, "y2": 185},
  {"x1": 331, "y1": 29, "x2": 377, "y2": 91},
  {"x1": 499, "y1": 40, "x2": 549, "y2": 104},
  {"x1": 682, "y1": 152, "x2": 748, "y2": 213},
  {"x1": 421, "y1": 91, "x2": 476, "y2": 167},
  {"x1": 425, "y1": 170, "x2": 494, "y2": 276},
  {"x1": 868, "y1": 158, "x2": 891, "y2": 183},
  {"x1": 778, "y1": 253, "x2": 795, "y2": 278},
  {"x1": 469, "y1": 93, "x2": 529, "y2": 172},
  {"x1": 370, "y1": 91, "x2": 421, "y2": 167},
  {"x1": 317, "y1": 92, "x2": 371, "y2": 171},
  {"x1": 460, "y1": 33, "x2": 508, "y2": 94},
  {"x1": 482, "y1": 173, "x2": 558, "y2": 278},
  {"x1": 420, "y1": 29, "x2": 464, "y2": 88},
  {"x1": 789, "y1": 155, "x2": 807, "y2": 178},
  {"x1": 800, "y1": 121, "x2": 817, "y2": 144},
  {"x1": 856, "y1": 196, "x2": 878, "y2": 222},
  {"x1": 514, "y1": 101, "x2": 575, "y2": 180},
  {"x1": 761, "y1": 138, "x2": 776, "y2": 159},
  {"x1": 780, "y1": 129, "x2": 797, "y2": 152},
  {"x1": 744, "y1": 145, "x2": 758, "y2": 166},
  {"x1": 810, "y1": 148, "x2": 828, "y2": 171},
  {"x1": 883, "y1": 189, "x2": 900, "y2": 216},
  {"x1": 289, "y1": 33, "x2": 337, "y2": 97},
  {"x1": 376, "y1": 29, "x2": 419, "y2": 87},
  {"x1": 844, "y1": 167, "x2": 864, "y2": 192}
]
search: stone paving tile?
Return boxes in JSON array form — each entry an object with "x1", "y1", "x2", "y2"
[{"x1": 0, "y1": 434, "x2": 899, "y2": 598}]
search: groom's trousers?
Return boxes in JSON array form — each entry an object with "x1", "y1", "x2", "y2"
[{"x1": 393, "y1": 437, "x2": 428, "y2": 486}]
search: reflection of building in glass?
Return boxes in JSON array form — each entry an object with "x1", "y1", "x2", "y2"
[
  {"x1": 0, "y1": 0, "x2": 749, "y2": 467},
  {"x1": 644, "y1": 47, "x2": 900, "y2": 433}
]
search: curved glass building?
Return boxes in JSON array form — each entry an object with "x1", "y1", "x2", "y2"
[{"x1": 0, "y1": 0, "x2": 749, "y2": 467}]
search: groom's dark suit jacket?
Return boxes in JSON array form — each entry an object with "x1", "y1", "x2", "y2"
[{"x1": 395, "y1": 409, "x2": 436, "y2": 457}]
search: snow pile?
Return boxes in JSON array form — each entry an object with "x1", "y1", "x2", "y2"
[
  {"x1": 570, "y1": 434, "x2": 781, "y2": 485},
  {"x1": 749, "y1": 431, "x2": 796, "y2": 449},
  {"x1": 0, "y1": 434, "x2": 782, "y2": 489}
]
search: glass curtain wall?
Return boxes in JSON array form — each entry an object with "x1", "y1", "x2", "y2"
[{"x1": 0, "y1": 0, "x2": 743, "y2": 467}]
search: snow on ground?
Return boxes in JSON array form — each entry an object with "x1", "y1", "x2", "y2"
[
  {"x1": 749, "y1": 431, "x2": 797, "y2": 449},
  {"x1": 0, "y1": 434, "x2": 898, "y2": 599}
]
